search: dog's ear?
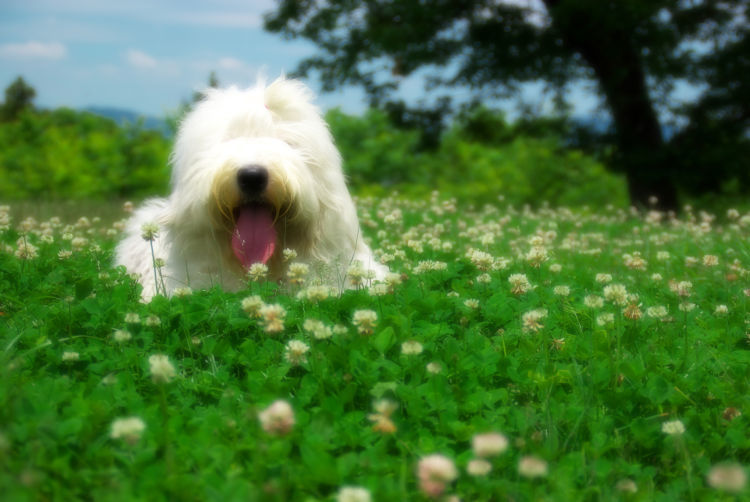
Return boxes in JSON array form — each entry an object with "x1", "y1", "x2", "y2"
[{"x1": 264, "y1": 78, "x2": 317, "y2": 121}]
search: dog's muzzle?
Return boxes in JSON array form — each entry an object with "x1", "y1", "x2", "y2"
[{"x1": 229, "y1": 164, "x2": 277, "y2": 269}]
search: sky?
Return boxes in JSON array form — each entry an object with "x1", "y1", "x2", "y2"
[
  {"x1": 0, "y1": 0, "x2": 379, "y2": 116},
  {"x1": 0, "y1": 0, "x2": 701, "y2": 121}
]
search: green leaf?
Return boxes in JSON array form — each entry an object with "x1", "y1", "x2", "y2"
[
  {"x1": 370, "y1": 381, "x2": 398, "y2": 399},
  {"x1": 75, "y1": 278, "x2": 94, "y2": 299},
  {"x1": 372, "y1": 326, "x2": 395, "y2": 354}
]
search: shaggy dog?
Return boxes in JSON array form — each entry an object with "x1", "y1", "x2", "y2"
[{"x1": 115, "y1": 77, "x2": 386, "y2": 300}]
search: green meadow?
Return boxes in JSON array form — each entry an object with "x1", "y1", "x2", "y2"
[{"x1": 1, "y1": 198, "x2": 748, "y2": 500}]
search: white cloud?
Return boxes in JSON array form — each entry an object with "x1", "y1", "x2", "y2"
[
  {"x1": 126, "y1": 49, "x2": 158, "y2": 69},
  {"x1": 172, "y1": 11, "x2": 263, "y2": 28},
  {"x1": 0, "y1": 41, "x2": 67, "y2": 60},
  {"x1": 217, "y1": 57, "x2": 245, "y2": 70}
]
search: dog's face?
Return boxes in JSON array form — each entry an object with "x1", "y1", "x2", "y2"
[{"x1": 165, "y1": 78, "x2": 343, "y2": 269}]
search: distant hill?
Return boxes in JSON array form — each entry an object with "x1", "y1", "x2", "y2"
[{"x1": 83, "y1": 106, "x2": 171, "y2": 136}]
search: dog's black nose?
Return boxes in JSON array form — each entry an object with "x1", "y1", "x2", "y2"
[{"x1": 237, "y1": 165, "x2": 269, "y2": 196}]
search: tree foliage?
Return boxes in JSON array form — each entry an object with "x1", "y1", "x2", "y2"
[
  {"x1": 265, "y1": 0, "x2": 750, "y2": 209},
  {"x1": 1, "y1": 76, "x2": 36, "y2": 121},
  {"x1": 328, "y1": 107, "x2": 627, "y2": 207},
  {"x1": 0, "y1": 106, "x2": 170, "y2": 200}
]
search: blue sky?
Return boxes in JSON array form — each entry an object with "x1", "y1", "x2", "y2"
[
  {"x1": 0, "y1": 0, "x2": 702, "y2": 121},
  {"x1": 0, "y1": 0, "x2": 378, "y2": 116}
]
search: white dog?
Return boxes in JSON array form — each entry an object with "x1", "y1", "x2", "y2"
[{"x1": 116, "y1": 77, "x2": 385, "y2": 300}]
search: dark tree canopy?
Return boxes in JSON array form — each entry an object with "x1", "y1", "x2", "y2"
[
  {"x1": 265, "y1": 0, "x2": 750, "y2": 209},
  {"x1": 1, "y1": 76, "x2": 36, "y2": 121}
]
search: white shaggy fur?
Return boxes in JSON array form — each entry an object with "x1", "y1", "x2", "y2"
[{"x1": 116, "y1": 77, "x2": 386, "y2": 300}]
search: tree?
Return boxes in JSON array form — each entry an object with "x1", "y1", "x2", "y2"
[
  {"x1": 265, "y1": 0, "x2": 750, "y2": 209},
  {"x1": 1, "y1": 76, "x2": 36, "y2": 121}
]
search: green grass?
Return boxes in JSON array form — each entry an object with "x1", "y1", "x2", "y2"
[{"x1": 1, "y1": 199, "x2": 749, "y2": 501}]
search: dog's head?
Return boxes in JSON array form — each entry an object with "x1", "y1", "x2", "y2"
[{"x1": 166, "y1": 77, "x2": 344, "y2": 269}]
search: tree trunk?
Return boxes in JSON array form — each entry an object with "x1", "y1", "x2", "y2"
[{"x1": 542, "y1": 1, "x2": 679, "y2": 211}]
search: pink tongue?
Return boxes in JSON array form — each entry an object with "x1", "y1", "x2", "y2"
[{"x1": 231, "y1": 206, "x2": 277, "y2": 268}]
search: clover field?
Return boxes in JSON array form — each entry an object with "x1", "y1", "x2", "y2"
[{"x1": 1, "y1": 197, "x2": 749, "y2": 501}]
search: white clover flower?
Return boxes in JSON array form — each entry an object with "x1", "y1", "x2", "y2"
[
  {"x1": 124, "y1": 312, "x2": 140, "y2": 324},
  {"x1": 472, "y1": 432, "x2": 509, "y2": 457},
  {"x1": 303, "y1": 319, "x2": 333, "y2": 340},
  {"x1": 518, "y1": 455, "x2": 548, "y2": 478},
  {"x1": 615, "y1": 479, "x2": 638, "y2": 494},
  {"x1": 525, "y1": 245, "x2": 549, "y2": 267},
  {"x1": 584, "y1": 295, "x2": 604, "y2": 308},
  {"x1": 401, "y1": 340, "x2": 423, "y2": 355},
  {"x1": 522, "y1": 309, "x2": 548, "y2": 333},
  {"x1": 282, "y1": 248, "x2": 297, "y2": 261},
  {"x1": 413, "y1": 260, "x2": 447, "y2": 274},
  {"x1": 646, "y1": 306, "x2": 668, "y2": 319},
  {"x1": 707, "y1": 463, "x2": 747, "y2": 493},
  {"x1": 384, "y1": 272, "x2": 403, "y2": 290},
  {"x1": 703, "y1": 254, "x2": 719, "y2": 266},
  {"x1": 623, "y1": 252, "x2": 647, "y2": 270},
  {"x1": 373, "y1": 399, "x2": 398, "y2": 417},
  {"x1": 492, "y1": 257, "x2": 510, "y2": 270},
  {"x1": 595, "y1": 273, "x2": 612, "y2": 284},
  {"x1": 352, "y1": 309, "x2": 378, "y2": 335},
  {"x1": 468, "y1": 249, "x2": 494, "y2": 270},
  {"x1": 284, "y1": 340, "x2": 310, "y2": 365},
  {"x1": 603, "y1": 284, "x2": 628, "y2": 306},
  {"x1": 679, "y1": 302, "x2": 696, "y2": 312},
  {"x1": 287, "y1": 262, "x2": 310, "y2": 285},
  {"x1": 241, "y1": 295, "x2": 265, "y2": 317},
  {"x1": 476, "y1": 273, "x2": 491, "y2": 284},
  {"x1": 368, "y1": 283, "x2": 390, "y2": 296},
  {"x1": 417, "y1": 454, "x2": 458, "y2": 498},
  {"x1": 466, "y1": 458, "x2": 492, "y2": 476},
  {"x1": 113, "y1": 329, "x2": 132, "y2": 343},
  {"x1": 302, "y1": 284, "x2": 332, "y2": 302},
  {"x1": 62, "y1": 351, "x2": 80, "y2": 362},
  {"x1": 508, "y1": 273, "x2": 533, "y2": 295},
  {"x1": 15, "y1": 240, "x2": 38, "y2": 259},
  {"x1": 426, "y1": 362, "x2": 443, "y2": 374},
  {"x1": 553, "y1": 285, "x2": 570, "y2": 297},
  {"x1": 463, "y1": 298, "x2": 480, "y2": 309},
  {"x1": 140, "y1": 222, "x2": 159, "y2": 241},
  {"x1": 110, "y1": 416, "x2": 146, "y2": 445},
  {"x1": 661, "y1": 419, "x2": 686, "y2": 436},
  {"x1": 714, "y1": 304, "x2": 729, "y2": 316},
  {"x1": 332, "y1": 324, "x2": 349, "y2": 335},
  {"x1": 596, "y1": 313, "x2": 615, "y2": 326},
  {"x1": 258, "y1": 400, "x2": 295, "y2": 435},
  {"x1": 247, "y1": 262, "x2": 269, "y2": 281},
  {"x1": 671, "y1": 280, "x2": 693, "y2": 297},
  {"x1": 148, "y1": 354, "x2": 176, "y2": 384},
  {"x1": 144, "y1": 315, "x2": 161, "y2": 327},
  {"x1": 173, "y1": 286, "x2": 192, "y2": 297},
  {"x1": 259, "y1": 303, "x2": 286, "y2": 333},
  {"x1": 336, "y1": 486, "x2": 372, "y2": 502}
]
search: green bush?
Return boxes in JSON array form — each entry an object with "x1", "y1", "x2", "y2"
[
  {"x1": 433, "y1": 132, "x2": 628, "y2": 207},
  {"x1": 0, "y1": 108, "x2": 170, "y2": 199},
  {"x1": 328, "y1": 108, "x2": 628, "y2": 207},
  {"x1": 327, "y1": 108, "x2": 427, "y2": 186}
]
